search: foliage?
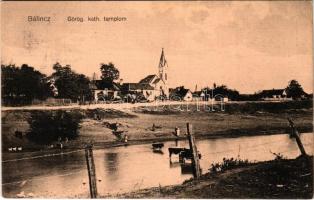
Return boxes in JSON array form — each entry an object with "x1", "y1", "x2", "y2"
[
  {"x1": 51, "y1": 63, "x2": 92, "y2": 101},
  {"x1": 285, "y1": 80, "x2": 305, "y2": 100},
  {"x1": 1, "y1": 64, "x2": 52, "y2": 105},
  {"x1": 209, "y1": 157, "x2": 251, "y2": 173},
  {"x1": 236, "y1": 93, "x2": 260, "y2": 101},
  {"x1": 201, "y1": 85, "x2": 240, "y2": 101},
  {"x1": 100, "y1": 62, "x2": 120, "y2": 83},
  {"x1": 270, "y1": 152, "x2": 287, "y2": 161},
  {"x1": 27, "y1": 110, "x2": 83, "y2": 144}
]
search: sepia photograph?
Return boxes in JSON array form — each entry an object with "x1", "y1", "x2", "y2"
[{"x1": 1, "y1": 1, "x2": 313, "y2": 198}]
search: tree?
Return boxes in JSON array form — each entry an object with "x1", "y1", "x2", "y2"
[
  {"x1": 51, "y1": 63, "x2": 92, "y2": 101},
  {"x1": 27, "y1": 110, "x2": 83, "y2": 144},
  {"x1": 285, "y1": 80, "x2": 305, "y2": 100},
  {"x1": 1, "y1": 64, "x2": 52, "y2": 105},
  {"x1": 204, "y1": 84, "x2": 240, "y2": 100},
  {"x1": 100, "y1": 62, "x2": 119, "y2": 83}
]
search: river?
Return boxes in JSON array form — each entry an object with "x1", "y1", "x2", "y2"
[{"x1": 2, "y1": 133, "x2": 313, "y2": 198}]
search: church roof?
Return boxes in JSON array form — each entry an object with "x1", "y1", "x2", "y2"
[
  {"x1": 152, "y1": 78, "x2": 161, "y2": 84},
  {"x1": 170, "y1": 87, "x2": 191, "y2": 98},
  {"x1": 122, "y1": 83, "x2": 154, "y2": 91},
  {"x1": 139, "y1": 75, "x2": 158, "y2": 84}
]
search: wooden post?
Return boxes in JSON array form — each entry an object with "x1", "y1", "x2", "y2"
[
  {"x1": 287, "y1": 118, "x2": 307, "y2": 156},
  {"x1": 85, "y1": 145, "x2": 98, "y2": 198},
  {"x1": 186, "y1": 123, "x2": 201, "y2": 178}
]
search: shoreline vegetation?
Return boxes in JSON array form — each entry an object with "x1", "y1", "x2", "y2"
[{"x1": 104, "y1": 155, "x2": 313, "y2": 199}]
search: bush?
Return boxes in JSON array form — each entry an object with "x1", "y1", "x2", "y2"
[
  {"x1": 27, "y1": 110, "x2": 83, "y2": 144},
  {"x1": 209, "y1": 157, "x2": 251, "y2": 173}
]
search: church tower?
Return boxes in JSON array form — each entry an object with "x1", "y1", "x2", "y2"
[
  {"x1": 158, "y1": 48, "x2": 168, "y2": 83},
  {"x1": 158, "y1": 48, "x2": 169, "y2": 98}
]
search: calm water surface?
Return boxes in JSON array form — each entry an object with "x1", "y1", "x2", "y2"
[{"x1": 2, "y1": 133, "x2": 313, "y2": 198}]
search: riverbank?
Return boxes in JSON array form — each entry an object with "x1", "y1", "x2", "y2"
[
  {"x1": 105, "y1": 155, "x2": 313, "y2": 198},
  {"x1": 1, "y1": 101, "x2": 313, "y2": 152}
]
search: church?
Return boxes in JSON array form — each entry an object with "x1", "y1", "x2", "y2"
[{"x1": 121, "y1": 48, "x2": 169, "y2": 101}]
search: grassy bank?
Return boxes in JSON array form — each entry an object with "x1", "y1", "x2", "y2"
[
  {"x1": 106, "y1": 155, "x2": 313, "y2": 198},
  {"x1": 1, "y1": 101, "x2": 313, "y2": 151}
]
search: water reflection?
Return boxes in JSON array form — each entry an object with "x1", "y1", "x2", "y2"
[
  {"x1": 169, "y1": 160, "x2": 181, "y2": 168},
  {"x1": 104, "y1": 152, "x2": 119, "y2": 181},
  {"x1": 180, "y1": 163, "x2": 194, "y2": 175},
  {"x1": 169, "y1": 161, "x2": 196, "y2": 175},
  {"x1": 175, "y1": 139, "x2": 179, "y2": 147},
  {"x1": 152, "y1": 149, "x2": 164, "y2": 155}
]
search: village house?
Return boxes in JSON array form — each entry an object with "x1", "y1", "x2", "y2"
[
  {"x1": 192, "y1": 90, "x2": 229, "y2": 102},
  {"x1": 192, "y1": 91, "x2": 206, "y2": 101},
  {"x1": 259, "y1": 89, "x2": 292, "y2": 101},
  {"x1": 120, "y1": 83, "x2": 155, "y2": 102},
  {"x1": 170, "y1": 87, "x2": 193, "y2": 101},
  {"x1": 121, "y1": 48, "x2": 169, "y2": 101},
  {"x1": 214, "y1": 95, "x2": 229, "y2": 102},
  {"x1": 90, "y1": 80, "x2": 121, "y2": 102}
]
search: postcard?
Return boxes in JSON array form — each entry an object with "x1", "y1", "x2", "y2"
[{"x1": 1, "y1": 1, "x2": 313, "y2": 198}]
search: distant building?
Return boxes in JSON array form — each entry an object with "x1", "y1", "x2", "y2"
[
  {"x1": 121, "y1": 48, "x2": 169, "y2": 101},
  {"x1": 259, "y1": 89, "x2": 292, "y2": 101},
  {"x1": 192, "y1": 91, "x2": 206, "y2": 101},
  {"x1": 121, "y1": 83, "x2": 155, "y2": 102},
  {"x1": 214, "y1": 95, "x2": 229, "y2": 102},
  {"x1": 170, "y1": 87, "x2": 193, "y2": 101},
  {"x1": 90, "y1": 80, "x2": 121, "y2": 102}
]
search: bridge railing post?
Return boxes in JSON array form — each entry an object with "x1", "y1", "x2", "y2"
[
  {"x1": 287, "y1": 118, "x2": 307, "y2": 156},
  {"x1": 85, "y1": 144, "x2": 98, "y2": 198}
]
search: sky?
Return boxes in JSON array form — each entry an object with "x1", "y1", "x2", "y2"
[{"x1": 1, "y1": 1, "x2": 313, "y2": 93}]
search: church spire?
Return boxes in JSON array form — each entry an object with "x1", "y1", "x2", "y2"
[{"x1": 158, "y1": 48, "x2": 168, "y2": 82}]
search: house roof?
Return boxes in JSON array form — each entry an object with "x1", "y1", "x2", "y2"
[
  {"x1": 259, "y1": 89, "x2": 285, "y2": 97},
  {"x1": 122, "y1": 83, "x2": 154, "y2": 91},
  {"x1": 91, "y1": 80, "x2": 121, "y2": 91},
  {"x1": 170, "y1": 88, "x2": 191, "y2": 98},
  {"x1": 192, "y1": 91, "x2": 204, "y2": 97}
]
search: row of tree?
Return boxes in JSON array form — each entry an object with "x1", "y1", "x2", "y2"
[
  {"x1": 1, "y1": 62, "x2": 121, "y2": 106},
  {"x1": 176, "y1": 80, "x2": 308, "y2": 101},
  {"x1": 2, "y1": 64, "x2": 52, "y2": 105}
]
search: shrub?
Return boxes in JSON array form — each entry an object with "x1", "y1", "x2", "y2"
[
  {"x1": 27, "y1": 110, "x2": 83, "y2": 144},
  {"x1": 209, "y1": 157, "x2": 251, "y2": 173},
  {"x1": 270, "y1": 151, "x2": 287, "y2": 161}
]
